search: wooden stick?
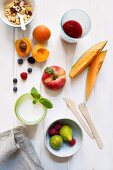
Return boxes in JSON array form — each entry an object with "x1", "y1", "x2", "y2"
[
  {"x1": 63, "y1": 98, "x2": 94, "y2": 139},
  {"x1": 78, "y1": 103, "x2": 103, "y2": 149}
]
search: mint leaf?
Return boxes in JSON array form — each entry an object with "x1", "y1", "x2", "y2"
[
  {"x1": 45, "y1": 67, "x2": 54, "y2": 75},
  {"x1": 33, "y1": 99, "x2": 38, "y2": 104},
  {"x1": 31, "y1": 87, "x2": 41, "y2": 100},
  {"x1": 31, "y1": 87, "x2": 53, "y2": 108},
  {"x1": 39, "y1": 98, "x2": 53, "y2": 109}
]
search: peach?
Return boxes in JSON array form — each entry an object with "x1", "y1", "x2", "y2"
[{"x1": 42, "y1": 66, "x2": 66, "y2": 90}]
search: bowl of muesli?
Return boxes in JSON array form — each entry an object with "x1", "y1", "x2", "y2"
[{"x1": 0, "y1": 0, "x2": 36, "y2": 28}]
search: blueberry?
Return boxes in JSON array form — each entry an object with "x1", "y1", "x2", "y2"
[
  {"x1": 28, "y1": 57, "x2": 35, "y2": 64},
  {"x1": 27, "y1": 68, "x2": 32, "y2": 73},
  {"x1": 13, "y1": 87, "x2": 17, "y2": 92},
  {"x1": 13, "y1": 78, "x2": 18, "y2": 84},
  {"x1": 17, "y1": 58, "x2": 23, "y2": 65}
]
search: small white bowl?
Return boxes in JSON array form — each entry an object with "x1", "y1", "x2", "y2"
[
  {"x1": 45, "y1": 118, "x2": 83, "y2": 158},
  {"x1": 0, "y1": 0, "x2": 36, "y2": 28}
]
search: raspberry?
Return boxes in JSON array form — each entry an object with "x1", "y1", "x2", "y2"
[
  {"x1": 20, "y1": 72, "x2": 28, "y2": 80},
  {"x1": 54, "y1": 121, "x2": 62, "y2": 131},
  {"x1": 69, "y1": 138, "x2": 76, "y2": 146},
  {"x1": 48, "y1": 127, "x2": 59, "y2": 136}
]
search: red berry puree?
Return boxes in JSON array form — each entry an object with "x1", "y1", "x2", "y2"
[{"x1": 63, "y1": 20, "x2": 83, "y2": 38}]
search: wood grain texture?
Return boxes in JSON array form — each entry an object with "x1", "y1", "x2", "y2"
[
  {"x1": 78, "y1": 103, "x2": 103, "y2": 149},
  {"x1": 0, "y1": 0, "x2": 113, "y2": 169}
]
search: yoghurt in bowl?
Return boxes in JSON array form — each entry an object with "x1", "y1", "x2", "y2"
[
  {"x1": 15, "y1": 87, "x2": 53, "y2": 125},
  {"x1": 15, "y1": 93, "x2": 47, "y2": 125}
]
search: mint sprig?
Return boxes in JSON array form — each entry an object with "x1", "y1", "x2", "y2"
[
  {"x1": 31, "y1": 87, "x2": 41, "y2": 99},
  {"x1": 31, "y1": 87, "x2": 53, "y2": 109},
  {"x1": 45, "y1": 67, "x2": 54, "y2": 75},
  {"x1": 39, "y1": 98, "x2": 53, "y2": 109}
]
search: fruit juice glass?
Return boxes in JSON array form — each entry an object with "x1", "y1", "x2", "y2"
[{"x1": 60, "y1": 9, "x2": 91, "y2": 43}]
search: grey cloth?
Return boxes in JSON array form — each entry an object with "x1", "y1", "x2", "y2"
[{"x1": 0, "y1": 126, "x2": 44, "y2": 170}]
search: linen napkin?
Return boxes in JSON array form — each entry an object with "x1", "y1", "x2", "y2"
[{"x1": 0, "y1": 126, "x2": 44, "y2": 170}]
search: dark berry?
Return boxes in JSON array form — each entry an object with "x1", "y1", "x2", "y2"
[
  {"x1": 48, "y1": 127, "x2": 59, "y2": 136},
  {"x1": 20, "y1": 72, "x2": 28, "y2": 80},
  {"x1": 27, "y1": 68, "x2": 32, "y2": 73},
  {"x1": 54, "y1": 122, "x2": 62, "y2": 131},
  {"x1": 17, "y1": 58, "x2": 23, "y2": 65},
  {"x1": 69, "y1": 138, "x2": 76, "y2": 146},
  {"x1": 13, "y1": 87, "x2": 17, "y2": 92},
  {"x1": 28, "y1": 57, "x2": 35, "y2": 64},
  {"x1": 13, "y1": 78, "x2": 18, "y2": 84},
  {"x1": 10, "y1": 7, "x2": 17, "y2": 14},
  {"x1": 28, "y1": 11, "x2": 32, "y2": 16}
]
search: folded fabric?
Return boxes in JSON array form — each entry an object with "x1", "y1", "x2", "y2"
[{"x1": 0, "y1": 126, "x2": 44, "y2": 170}]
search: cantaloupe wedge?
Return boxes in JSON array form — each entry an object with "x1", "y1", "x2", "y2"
[
  {"x1": 86, "y1": 50, "x2": 107, "y2": 100},
  {"x1": 69, "y1": 41, "x2": 107, "y2": 79}
]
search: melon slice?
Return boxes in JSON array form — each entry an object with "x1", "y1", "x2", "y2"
[
  {"x1": 69, "y1": 41, "x2": 107, "y2": 78},
  {"x1": 86, "y1": 50, "x2": 107, "y2": 100}
]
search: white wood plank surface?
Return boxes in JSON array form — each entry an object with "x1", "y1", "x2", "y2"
[{"x1": 0, "y1": 0, "x2": 113, "y2": 169}]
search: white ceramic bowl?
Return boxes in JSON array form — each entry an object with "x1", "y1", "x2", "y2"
[
  {"x1": 45, "y1": 118, "x2": 83, "y2": 157},
  {"x1": 0, "y1": 0, "x2": 36, "y2": 28}
]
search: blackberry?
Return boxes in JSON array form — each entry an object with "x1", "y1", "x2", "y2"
[{"x1": 28, "y1": 57, "x2": 35, "y2": 64}]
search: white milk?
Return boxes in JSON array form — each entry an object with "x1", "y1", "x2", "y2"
[{"x1": 18, "y1": 95, "x2": 45, "y2": 122}]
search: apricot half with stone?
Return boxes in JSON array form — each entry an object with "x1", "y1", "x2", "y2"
[
  {"x1": 15, "y1": 37, "x2": 32, "y2": 57},
  {"x1": 32, "y1": 44, "x2": 49, "y2": 62}
]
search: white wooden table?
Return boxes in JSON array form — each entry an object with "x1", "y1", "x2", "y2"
[{"x1": 0, "y1": 0, "x2": 113, "y2": 169}]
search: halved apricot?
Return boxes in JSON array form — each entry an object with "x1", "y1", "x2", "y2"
[
  {"x1": 32, "y1": 44, "x2": 49, "y2": 62},
  {"x1": 15, "y1": 37, "x2": 32, "y2": 57}
]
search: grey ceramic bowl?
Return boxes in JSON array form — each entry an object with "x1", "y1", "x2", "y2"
[{"x1": 45, "y1": 118, "x2": 83, "y2": 157}]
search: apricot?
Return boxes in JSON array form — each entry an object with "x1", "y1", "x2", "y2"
[
  {"x1": 69, "y1": 41, "x2": 107, "y2": 78},
  {"x1": 15, "y1": 37, "x2": 32, "y2": 57},
  {"x1": 33, "y1": 25, "x2": 51, "y2": 42},
  {"x1": 86, "y1": 50, "x2": 107, "y2": 100},
  {"x1": 32, "y1": 44, "x2": 49, "y2": 62}
]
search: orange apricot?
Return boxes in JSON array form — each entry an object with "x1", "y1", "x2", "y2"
[
  {"x1": 32, "y1": 44, "x2": 49, "y2": 62},
  {"x1": 15, "y1": 37, "x2": 32, "y2": 57},
  {"x1": 33, "y1": 25, "x2": 51, "y2": 42}
]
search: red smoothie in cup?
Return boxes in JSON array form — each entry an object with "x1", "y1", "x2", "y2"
[{"x1": 63, "y1": 20, "x2": 83, "y2": 38}]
